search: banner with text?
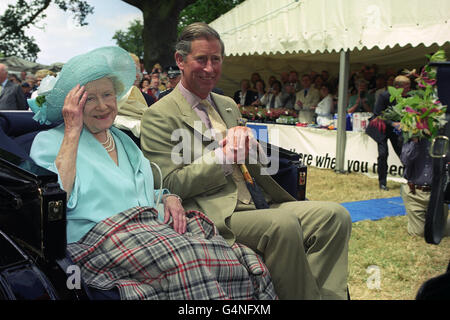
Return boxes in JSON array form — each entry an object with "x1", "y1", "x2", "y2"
[{"x1": 249, "y1": 123, "x2": 405, "y2": 182}]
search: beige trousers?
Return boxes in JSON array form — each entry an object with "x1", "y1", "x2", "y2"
[
  {"x1": 400, "y1": 184, "x2": 450, "y2": 237},
  {"x1": 228, "y1": 201, "x2": 352, "y2": 300}
]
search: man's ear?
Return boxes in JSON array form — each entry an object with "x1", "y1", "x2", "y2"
[{"x1": 175, "y1": 52, "x2": 184, "y2": 72}]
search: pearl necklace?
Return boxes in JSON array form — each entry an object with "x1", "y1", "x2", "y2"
[{"x1": 101, "y1": 129, "x2": 115, "y2": 153}]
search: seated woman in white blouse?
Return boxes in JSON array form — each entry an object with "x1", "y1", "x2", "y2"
[{"x1": 315, "y1": 84, "x2": 335, "y2": 127}]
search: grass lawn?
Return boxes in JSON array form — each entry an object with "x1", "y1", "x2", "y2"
[{"x1": 306, "y1": 167, "x2": 450, "y2": 300}]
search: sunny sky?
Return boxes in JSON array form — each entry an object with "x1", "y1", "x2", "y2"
[{"x1": 1, "y1": 0, "x2": 143, "y2": 65}]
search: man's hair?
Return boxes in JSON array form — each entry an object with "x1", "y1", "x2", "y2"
[
  {"x1": 355, "y1": 78, "x2": 368, "y2": 87},
  {"x1": 175, "y1": 22, "x2": 225, "y2": 60},
  {"x1": 271, "y1": 80, "x2": 282, "y2": 91},
  {"x1": 240, "y1": 79, "x2": 250, "y2": 86},
  {"x1": 35, "y1": 69, "x2": 56, "y2": 79},
  {"x1": 301, "y1": 74, "x2": 311, "y2": 80},
  {"x1": 393, "y1": 75, "x2": 410, "y2": 86}
]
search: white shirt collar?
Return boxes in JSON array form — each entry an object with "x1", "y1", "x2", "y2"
[{"x1": 177, "y1": 81, "x2": 214, "y2": 109}]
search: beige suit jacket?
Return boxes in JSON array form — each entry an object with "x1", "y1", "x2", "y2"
[
  {"x1": 295, "y1": 87, "x2": 320, "y2": 123},
  {"x1": 295, "y1": 87, "x2": 320, "y2": 109},
  {"x1": 140, "y1": 86, "x2": 295, "y2": 244}
]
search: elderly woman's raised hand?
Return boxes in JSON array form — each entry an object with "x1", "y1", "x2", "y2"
[
  {"x1": 62, "y1": 84, "x2": 87, "y2": 135},
  {"x1": 55, "y1": 84, "x2": 88, "y2": 198}
]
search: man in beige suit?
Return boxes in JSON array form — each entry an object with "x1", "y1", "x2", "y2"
[
  {"x1": 295, "y1": 74, "x2": 320, "y2": 123},
  {"x1": 140, "y1": 22, "x2": 351, "y2": 300}
]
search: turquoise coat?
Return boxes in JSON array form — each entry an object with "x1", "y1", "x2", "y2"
[{"x1": 30, "y1": 125, "x2": 167, "y2": 243}]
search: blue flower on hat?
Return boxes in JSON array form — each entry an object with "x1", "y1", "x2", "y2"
[{"x1": 28, "y1": 74, "x2": 59, "y2": 125}]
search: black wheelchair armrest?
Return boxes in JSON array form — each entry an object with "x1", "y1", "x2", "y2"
[
  {"x1": 258, "y1": 140, "x2": 308, "y2": 201},
  {"x1": 0, "y1": 111, "x2": 61, "y2": 158}
]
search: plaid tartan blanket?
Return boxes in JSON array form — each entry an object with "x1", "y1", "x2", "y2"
[{"x1": 67, "y1": 206, "x2": 277, "y2": 300}]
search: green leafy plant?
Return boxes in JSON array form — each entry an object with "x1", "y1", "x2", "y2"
[
  {"x1": 380, "y1": 50, "x2": 447, "y2": 141},
  {"x1": 0, "y1": 0, "x2": 93, "y2": 61}
]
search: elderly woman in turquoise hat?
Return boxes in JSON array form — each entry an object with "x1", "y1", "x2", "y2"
[
  {"x1": 27, "y1": 46, "x2": 276, "y2": 300},
  {"x1": 28, "y1": 46, "x2": 184, "y2": 241}
]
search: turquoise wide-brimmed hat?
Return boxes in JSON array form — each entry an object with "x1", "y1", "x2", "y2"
[{"x1": 28, "y1": 46, "x2": 136, "y2": 124}]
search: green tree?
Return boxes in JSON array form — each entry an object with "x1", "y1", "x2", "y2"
[
  {"x1": 112, "y1": 19, "x2": 144, "y2": 59},
  {"x1": 121, "y1": 0, "x2": 244, "y2": 71},
  {"x1": 178, "y1": 0, "x2": 245, "y2": 33},
  {"x1": 122, "y1": 0, "x2": 197, "y2": 72},
  {"x1": 0, "y1": 0, "x2": 243, "y2": 66},
  {"x1": 0, "y1": 0, "x2": 93, "y2": 61}
]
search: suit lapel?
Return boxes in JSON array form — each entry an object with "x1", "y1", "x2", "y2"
[
  {"x1": 0, "y1": 80, "x2": 9, "y2": 99},
  {"x1": 170, "y1": 88, "x2": 240, "y2": 145},
  {"x1": 211, "y1": 93, "x2": 238, "y2": 129}
]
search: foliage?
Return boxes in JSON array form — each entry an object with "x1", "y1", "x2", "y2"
[
  {"x1": 381, "y1": 50, "x2": 448, "y2": 141},
  {"x1": 0, "y1": 0, "x2": 243, "y2": 66},
  {"x1": 0, "y1": 0, "x2": 93, "y2": 61},
  {"x1": 112, "y1": 19, "x2": 144, "y2": 59},
  {"x1": 119, "y1": 0, "x2": 245, "y2": 70},
  {"x1": 122, "y1": 0, "x2": 197, "y2": 69},
  {"x1": 178, "y1": 0, "x2": 245, "y2": 34}
]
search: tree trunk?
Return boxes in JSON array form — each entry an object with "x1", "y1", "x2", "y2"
[{"x1": 123, "y1": 0, "x2": 196, "y2": 71}]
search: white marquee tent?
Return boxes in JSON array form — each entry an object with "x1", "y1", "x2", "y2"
[
  {"x1": 0, "y1": 56, "x2": 63, "y2": 74},
  {"x1": 209, "y1": 0, "x2": 450, "y2": 171}
]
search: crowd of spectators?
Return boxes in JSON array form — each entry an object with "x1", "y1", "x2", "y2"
[
  {"x1": 0, "y1": 56, "x2": 182, "y2": 111},
  {"x1": 136, "y1": 59, "x2": 181, "y2": 105},
  {"x1": 232, "y1": 64, "x2": 416, "y2": 126},
  {"x1": 2, "y1": 59, "x2": 414, "y2": 124},
  {"x1": 0, "y1": 65, "x2": 58, "y2": 110}
]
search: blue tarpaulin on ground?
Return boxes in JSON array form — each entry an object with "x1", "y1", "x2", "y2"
[{"x1": 341, "y1": 197, "x2": 406, "y2": 223}]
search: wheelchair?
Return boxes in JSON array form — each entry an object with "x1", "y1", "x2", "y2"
[{"x1": 0, "y1": 111, "x2": 123, "y2": 300}]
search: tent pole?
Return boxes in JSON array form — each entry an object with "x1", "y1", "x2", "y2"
[{"x1": 335, "y1": 50, "x2": 349, "y2": 173}]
